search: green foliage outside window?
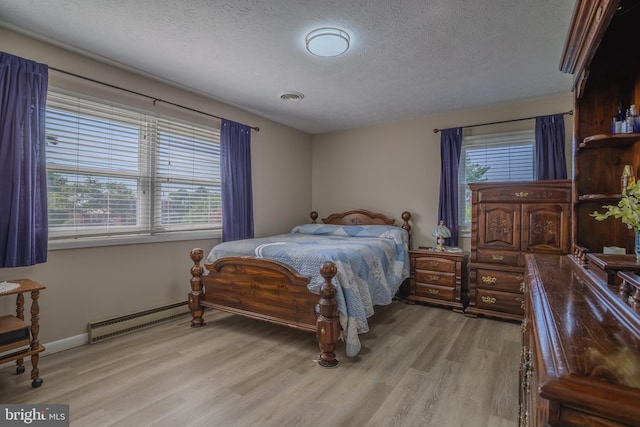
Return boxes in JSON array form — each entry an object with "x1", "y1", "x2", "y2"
[{"x1": 463, "y1": 154, "x2": 490, "y2": 224}]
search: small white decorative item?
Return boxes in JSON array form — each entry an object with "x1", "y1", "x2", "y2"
[
  {"x1": 0, "y1": 281, "x2": 20, "y2": 294},
  {"x1": 591, "y1": 180, "x2": 640, "y2": 262},
  {"x1": 432, "y1": 220, "x2": 452, "y2": 251}
]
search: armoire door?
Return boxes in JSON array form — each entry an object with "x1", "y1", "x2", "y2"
[
  {"x1": 521, "y1": 203, "x2": 570, "y2": 254},
  {"x1": 477, "y1": 203, "x2": 521, "y2": 251}
]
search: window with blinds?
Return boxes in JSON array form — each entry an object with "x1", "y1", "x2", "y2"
[
  {"x1": 458, "y1": 130, "x2": 535, "y2": 228},
  {"x1": 46, "y1": 91, "x2": 221, "y2": 242}
]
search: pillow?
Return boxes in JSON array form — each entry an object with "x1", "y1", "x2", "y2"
[{"x1": 291, "y1": 223, "x2": 408, "y2": 245}]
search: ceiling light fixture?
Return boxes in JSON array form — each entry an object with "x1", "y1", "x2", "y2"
[{"x1": 305, "y1": 27, "x2": 350, "y2": 57}]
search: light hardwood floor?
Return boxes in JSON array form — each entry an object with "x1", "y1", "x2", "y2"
[{"x1": 0, "y1": 302, "x2": 521, "y2": 427}]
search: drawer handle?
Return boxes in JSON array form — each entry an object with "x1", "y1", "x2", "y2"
[
  {"x1": 492, "y1": 254, "x2": 504, "y2": 261},
  {"x1": 515, "y1": 275, "x2": 524, "y2": 282},
  {"x1": 481, "y1": 296, "x2": 497, "y2": 304},
  {"x1": 482, "y1": 275, "x2": 497, "y2": 284},
  {"x1": 428, "y1": 275, "x2": 440, "y2": 281},
  {"x1": 429, "y1": 261, "x2": 440, "y2": 268},
  {"x1": 516, "y1": 297, "x2": 524, "y2": 310},
  {"x1": 514, "y1": 191, "x2": 529, "y2": 198},
  {"x1": 427, "y1": 289, "x2": 440, "y2": 295},
  {"x1": 520, "y1": 282, "x2": 525, "y2": 293}
]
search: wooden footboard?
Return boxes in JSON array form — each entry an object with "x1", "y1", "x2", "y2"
[{"x1": 188, "y1": 249, "x2": 340, "y2": 367}]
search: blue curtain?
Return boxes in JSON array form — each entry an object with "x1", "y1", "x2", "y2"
[
  {"x1": 221, "y1": 118, "x2": 254, "y2": 241},
  {"x1": 437, "y1": 127, "x2": 462, "y2": 247},
  {"x1": 535, "y1": 114, "x2": 567, "y2": 180},
  {"x1": 0, "y1": 52, "x2": 49, "y2": 267}
]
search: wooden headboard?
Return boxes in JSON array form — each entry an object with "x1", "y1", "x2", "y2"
[{"x1": 309, "y1": 209, "x2": 412, "y2": 248}]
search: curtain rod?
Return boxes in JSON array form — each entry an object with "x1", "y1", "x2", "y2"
[
  {"x1": 49, "y1": 66, "x2": 260, "y2": 132},
  {"x1": 432, "y1": 110, "x2": 573, "y2": 133}
]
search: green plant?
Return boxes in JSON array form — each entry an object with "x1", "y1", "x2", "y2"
[{"x1": 591, "y1": 180, "x2": 640, "y2": 229}]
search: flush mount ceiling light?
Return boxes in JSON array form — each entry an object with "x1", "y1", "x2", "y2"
[{"x1": 305, "y1": 27, "x2": 350, "y2": 57}]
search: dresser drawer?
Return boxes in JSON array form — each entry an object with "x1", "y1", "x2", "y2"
[
  {"x1": 414, "y1": 283, "x2": 455, "y2": 301},
  {"x1": 475, "y1": 288, "x2": 524, "y2": 316},
  {"x1": 413, "y1": 256, "x2": 456, "y2": 273},
  {"x1": 415, "y1": 270, "x2": 455, "y2": 287},
  {"x1": 475, "y1": 186, "x2": 571, "y2": 203},
  {"x1": 475, "y1": 268, "x2": 525, "y2": 293},
  {"x1": 475, "y1": 249, "x2": 521, "y2": 267}
]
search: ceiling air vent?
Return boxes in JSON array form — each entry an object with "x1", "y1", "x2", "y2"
[{"x1": 279, "y1": 91, "x2": 304, "y2": 101}]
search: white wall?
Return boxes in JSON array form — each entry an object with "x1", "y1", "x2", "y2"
[
  {"x1": 0, "y1": 28, "x2": 313, "y2": 344},
  {"x1": 312, "y1": 94, "x2": 574, "y2": 250}
]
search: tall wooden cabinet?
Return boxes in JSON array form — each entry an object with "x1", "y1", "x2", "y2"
[
  {"x1": 560, "y1": 0, "x2": 640, "y2": 258},
  {"x1": 466, "y1": 180, "x2": 571, "y2": 321},
  {"x1": 517, "y1": 2, "x2": 640, "y2": 426}
]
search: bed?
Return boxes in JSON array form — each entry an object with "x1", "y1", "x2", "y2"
[{"x1": 188, "y1": 209, "x2": 412, "y2": 367}]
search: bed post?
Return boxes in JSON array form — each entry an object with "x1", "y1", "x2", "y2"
[
  {"x1": 316, "y1": 261, "x2": 340, "y2": 367},
  {"x1": 401, "y1": 211, "x2": 412, "y2": 249},
  {"x1": 188, "y1": 248, "x2": 206, "y2": 327}
]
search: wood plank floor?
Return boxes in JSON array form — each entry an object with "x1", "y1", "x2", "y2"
[{"x1": 0, "y1": 302, "x2": 521, "y2": 427}]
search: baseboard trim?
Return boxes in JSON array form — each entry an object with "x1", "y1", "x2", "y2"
[{"x1": 0, "y1": 333, "x2": 88, "y2": 369}]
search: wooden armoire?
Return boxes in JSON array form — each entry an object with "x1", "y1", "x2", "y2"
[{"x1": 466, "y1": 180, "x2": 571, "y2": 321}]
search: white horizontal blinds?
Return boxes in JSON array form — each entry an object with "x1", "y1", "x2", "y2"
[
  {"x1": 154, "y1": 118, "x2": 221, "y2": 232},
  {"x1": 45, "y1": 90, "x2": 221, "y2": 240},
  {"x1": 46, "y1": 92, "x2": 148, "y2": 238},
  {"x1": 458, "y1": 130, "x2": 535, "y2": 226}
]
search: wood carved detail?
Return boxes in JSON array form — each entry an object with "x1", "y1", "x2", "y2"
[
  {"x1": 531, "y1": 220, "x2": 557, "y2": 237},
  {"x1": 489, "y1": 218, "x2": 512, "y2": 235}
]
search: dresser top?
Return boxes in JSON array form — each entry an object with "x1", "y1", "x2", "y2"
[{"x1": 525, "y1": 253, "x2": 640, "y2": 422}]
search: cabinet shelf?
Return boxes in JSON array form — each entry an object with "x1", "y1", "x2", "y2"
[{"x1": 579, "y1": 133, "x2": 640, "y2": 149}]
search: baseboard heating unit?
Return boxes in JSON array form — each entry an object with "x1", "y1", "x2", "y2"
[{"x1": 88, "y1": 301, "x2": 189, "y2": 344}]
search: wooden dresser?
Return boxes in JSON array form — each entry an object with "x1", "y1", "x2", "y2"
[
  {"x1": 466, "y1": 180, "x2": 571, "y2": 321},
  {"x1": 522, "y1": 253, "x2": 640, "y2": 426},
  {"x1": 407, "y1": 248, "x2": 469, "y2": 311}
]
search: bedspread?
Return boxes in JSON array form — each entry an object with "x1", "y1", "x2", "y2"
[{"x1": 206, "y1": 224, "x2": 410, "y2": 357}]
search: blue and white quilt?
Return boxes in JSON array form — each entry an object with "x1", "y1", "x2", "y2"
[{"x1": 206, "y1": 223, "x2": 410, "y2": 357}]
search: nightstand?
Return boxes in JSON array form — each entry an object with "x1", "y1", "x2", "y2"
[
  {"x1": 0, "y1": 279, "x2": 45, "y2": 388},
  {"x1": 407, "y1": 248, "x2": 469, "y2": 312}
]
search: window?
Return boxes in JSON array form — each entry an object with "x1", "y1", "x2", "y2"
[
  {"x1": 46, "y1": 91, "x2": 221, "y2": 244},
  {"x1": 458, "y1": 130, "x2": 535, "y2": 230}
]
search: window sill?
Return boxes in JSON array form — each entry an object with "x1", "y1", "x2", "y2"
[
  {"x1": 48, "y1": 230, "x2": 221, "y2": 251},
  {"x1": 458, "y1": 227, "x2": 471, "y2": 239}
]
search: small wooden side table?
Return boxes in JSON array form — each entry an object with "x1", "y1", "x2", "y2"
[
  {"x1": 407, "y1": 248, "x2": 469, "y2": 312},
  {"x1": 0, "y1": 279, "x2": 45, "y2": 388}
]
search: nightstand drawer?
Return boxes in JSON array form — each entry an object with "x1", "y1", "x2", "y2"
[
  {"x1": 415, "y1": 283, "x2": 455, "y2": 301},
  {"x1": 475, "y1": 268, "x2": 525, "y2": 293},
  {"x1": 415, "y1": 270, "x2": 455, "y2": 287},
  {"x1": 475, "y1": 288, "x2": 524, "y2": 315},
  {"x1": 414, "y1": 257, "x2": 456, "y2": 273}
]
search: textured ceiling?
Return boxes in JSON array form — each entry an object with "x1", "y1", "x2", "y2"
[{"x1": 0, "y1": 0, "x2": 576, "y2": 134}]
